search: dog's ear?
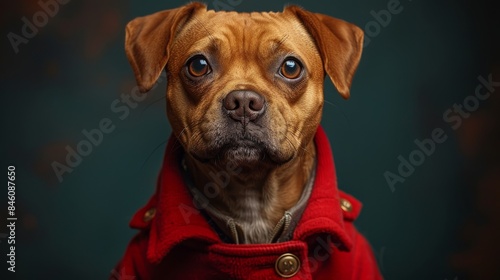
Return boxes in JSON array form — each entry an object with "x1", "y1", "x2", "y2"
[
  {"x1": 125, "y1": 2, "x2": 206, "y2": 93},
  {"x1": 285, "y1": 6, "x2": 364, "y2": 99}
]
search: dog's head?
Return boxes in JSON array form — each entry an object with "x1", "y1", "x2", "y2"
[{"x1": 125, "y1": 3, "x2": 363, "y2": 167}]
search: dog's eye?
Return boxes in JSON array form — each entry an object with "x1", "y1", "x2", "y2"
[
  {"x1": 187, "y1": 55, "x2": 211, "y2": 77},
  {"x1": 279, "y1": 58, "x2": 302, "y2": 79}
]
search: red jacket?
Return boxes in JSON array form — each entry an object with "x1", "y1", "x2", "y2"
[{"x1": 111, "y1": 127, "x2": 383, "y2": 280}]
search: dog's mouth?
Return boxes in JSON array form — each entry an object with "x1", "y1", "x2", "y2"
[
  {"x1": 191, "y1": 137, "x2": 267, "y2": 165},
  {"x1": 189, "y1": 125, "x2": 294, "y2": 166}
]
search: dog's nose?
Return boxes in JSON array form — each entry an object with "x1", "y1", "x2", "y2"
[{"x1": 223, "y1": 90, "x2": 266, "y2": 124}]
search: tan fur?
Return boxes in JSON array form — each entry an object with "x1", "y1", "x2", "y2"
[{"x1": 125, "y1": 3, "x2": 363, "y2": 244}]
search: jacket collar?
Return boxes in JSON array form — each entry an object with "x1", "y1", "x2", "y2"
[{"x1": 143, "y1": 126, "x2": 353, "y2": 264}]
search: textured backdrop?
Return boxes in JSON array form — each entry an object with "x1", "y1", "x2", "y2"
[{"x1": 1, "y1": 0, "x2": 499, "y2": 279}]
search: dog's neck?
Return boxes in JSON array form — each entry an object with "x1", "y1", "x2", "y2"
[{"x1": 184, "y1": 141, "x2": 316, "y2": 244}]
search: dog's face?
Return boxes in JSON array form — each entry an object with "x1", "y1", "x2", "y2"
[
  {"x1": 166, "y1": 10, "x2": 326, "y2": 166},
  {"x1": 125, "y1": 3, "x2": 363, "y2": 167}
]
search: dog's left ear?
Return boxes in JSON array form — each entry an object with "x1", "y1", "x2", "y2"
[
  {"x1": 285, "y1": 6, "x2": 364, "y2": 99},
  {"x1": 125, "y1": 2, "x2": 207, "y2": 93}
]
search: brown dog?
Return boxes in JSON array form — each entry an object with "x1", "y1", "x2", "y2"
[
  {"x1": 126, "y1": 2, "x2": 362, "y2": 243},
  {"x1": 115, "y1": 2, "x2": 381, "y2": 279}
]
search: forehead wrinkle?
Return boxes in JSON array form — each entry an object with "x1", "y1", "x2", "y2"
[
  {"x1": 192, "y1": 17, "x2": 218, "y2": 47},
  {"x1": 173, "y1": 17, "x2": 220, "y2": 52},
  {"x1": 270, "y1": 34, "x2": 290, "y2": 55},
  {"x1": 169, "y1": 22, "x2": 223, "y2": 65}
]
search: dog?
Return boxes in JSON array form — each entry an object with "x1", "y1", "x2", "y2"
[{"x1": 112, "y1": 2, "x2": 382, "y2": 279}]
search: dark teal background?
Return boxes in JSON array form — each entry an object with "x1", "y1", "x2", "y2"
[{"x1": 1, "y1": 0, "x2": 498, "y2": 279}]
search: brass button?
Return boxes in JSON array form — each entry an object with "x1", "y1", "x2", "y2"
[
  {"x1": 143, "y1": 208, "x2": 156, "y2": 222},
  {"x1": 340, "y1": 198, "x2": 352, "y2": 212},
  {"x1": 275, "y1": 253, "x2": 300, "y2": 278}
]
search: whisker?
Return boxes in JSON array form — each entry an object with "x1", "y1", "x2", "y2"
[
  {"x1": 324, "y1": 99, "x2": 335, "y2": 107},
  {"x1": 323, "y1": 99, "x2": 350, "y2": 124},
  {"x1": 141, "y1": 95, "x2": 166, "y2": 114},
  {"x1": 140, "y1": 139, "x2": 168, "y2": 169}
]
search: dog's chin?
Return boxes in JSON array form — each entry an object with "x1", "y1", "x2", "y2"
[{"x1": 222, "y1": 145, "x2": 265, "y2": 165}]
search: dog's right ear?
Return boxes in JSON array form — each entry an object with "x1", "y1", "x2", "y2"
[{"x1": 125, "y1": 2, "x2": 206, "y2": 93}]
